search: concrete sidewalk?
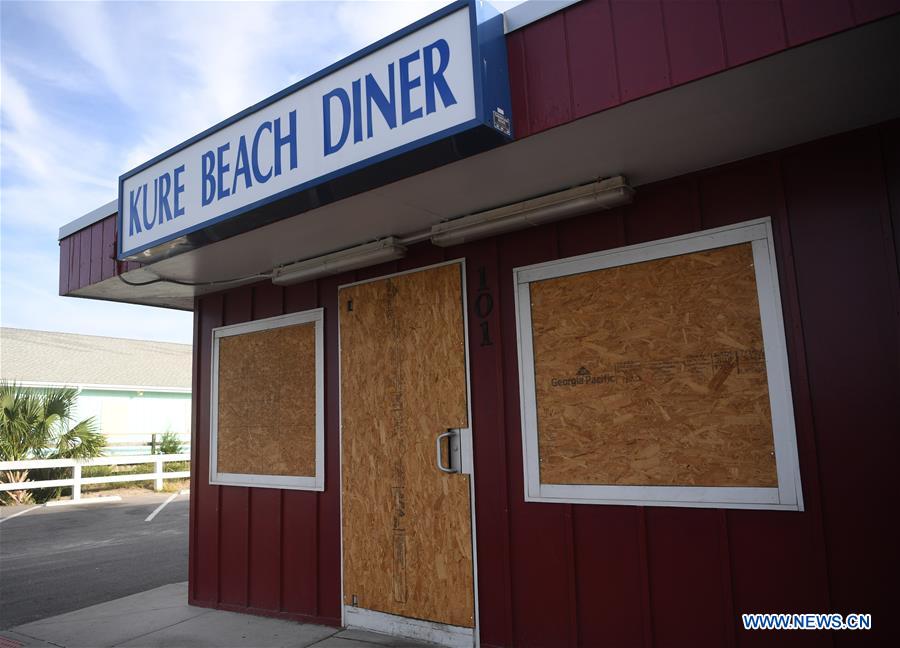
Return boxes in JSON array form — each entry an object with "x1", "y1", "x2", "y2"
[{"x1": 0, "y1": 583, "x2": 435, "y2": 648}]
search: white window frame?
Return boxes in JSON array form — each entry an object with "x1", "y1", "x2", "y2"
[
  {"x1": 210, "y1": 308, "x2": 325, "y2": 491},
  {"x1": 514, "y1": 218, "x2": 803, "y2": 511}
]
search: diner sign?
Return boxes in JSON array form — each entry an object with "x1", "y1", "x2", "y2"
[{"x1": 118, "y1": 0, "x2": 511, "y2": 260}]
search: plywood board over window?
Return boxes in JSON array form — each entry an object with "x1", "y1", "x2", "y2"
[
  {"x1": 210, "y1": 309, "x2": 324, "y2": 490},
  {"x1": 514, "y1": 219, "x2": 803, "y2": 510}
]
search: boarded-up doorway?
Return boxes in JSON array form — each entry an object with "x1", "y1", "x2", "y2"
[{"x1": 339, "y1": 261, "x2": 476, "y2": 646}]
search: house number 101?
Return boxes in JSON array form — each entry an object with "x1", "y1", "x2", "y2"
[{"x1": 475, "y1": 266, "x2": 494, "y2": 347}]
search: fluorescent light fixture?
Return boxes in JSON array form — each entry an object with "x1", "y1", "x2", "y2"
[
  {"x1": 271, "y1": 237, "x2": 407, "y2": 285},
  {"x1": 430, "y1": 176, "x2": 635, "y2": 247}
]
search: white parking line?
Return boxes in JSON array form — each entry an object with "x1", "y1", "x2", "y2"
[
  {"x1": 0, "y1": 505, "x2": 40, "y2": 524},
  {"x1": 144, "y1": 492, "x2": 179, "y2": 522}
]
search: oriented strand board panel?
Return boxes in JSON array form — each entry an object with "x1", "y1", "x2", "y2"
[
  {"x1": 217, "y1": 322, "x2": 316, "y2": 476},
  {"x1": 340, "y1": 263, "x2": 474, "y2": 628},
  {"x1": 529, "y1": 243, "x2": 777, "y2": 487}
]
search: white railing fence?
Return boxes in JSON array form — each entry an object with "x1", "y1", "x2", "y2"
[
  {"x1": 0, "y1": 454, "x2": 190, "y2": 501},
  {"x1": 104, "y1": 432, "x2": 192, "y2": 456}
]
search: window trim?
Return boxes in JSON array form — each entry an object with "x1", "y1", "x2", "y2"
[
  {"x1": 210, "y1": 308, "x2": 325, "y2": 491},
  {"x1": 513, "y1": 218, "x2": 803, "y2": 511}
]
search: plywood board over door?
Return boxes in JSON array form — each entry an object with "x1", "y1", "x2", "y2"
[{"x1": 340, "y1": 262, "x2": 475, "y2": 629}]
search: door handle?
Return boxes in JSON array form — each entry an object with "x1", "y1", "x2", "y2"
[{"x1": 435, "y1": 430, "x2": 459, "y2": 474}]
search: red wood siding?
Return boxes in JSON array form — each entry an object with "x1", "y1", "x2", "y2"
[
  {"x1": 58, "y1": 212, "x2": 140, "y2": 295},
  {"x1": 189, "y1": 122, "x2": 900, "y2": 646},
  {"x1": 188, "y1": 278, "x2": 344, "y2": 626},
  {"x1": 58, "y1": 236, "x2": 70, "y2": 296},
  {"x1": 508, "y1": 0, "x2": 900, "y2": 138}
]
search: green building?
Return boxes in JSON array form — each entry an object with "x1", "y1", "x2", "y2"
[{"x1": 0, "y1": 328, "x2": 191, "y2": 455}]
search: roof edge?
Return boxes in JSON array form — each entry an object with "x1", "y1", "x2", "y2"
[
  {"x1": 58, "y1": 199, "x2": 117, "y2": 241},
  {"x1": 0, "y1": 327, "x2": 191, "y2": 349},
  {"x1": 503, "y1": 0, "x2": 582, "y2": 33},
  {"x1": 8, "y1": 380, "x2": 192, "y2": 394}
]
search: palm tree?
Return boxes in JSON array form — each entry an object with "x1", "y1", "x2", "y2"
[{"x1": 0, "y1": 381, "x2": 105, "y2": 504}]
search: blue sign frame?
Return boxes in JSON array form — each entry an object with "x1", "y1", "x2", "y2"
[{"x1": 117, "y1": 0, "x2": 512, "y2": 261}]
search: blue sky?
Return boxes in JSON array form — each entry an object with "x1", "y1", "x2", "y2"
[{"x1": 1, "y1": 0, "x2": 529, "y2": 344}]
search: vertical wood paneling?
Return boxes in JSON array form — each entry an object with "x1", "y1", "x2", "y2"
[
  {"x1": 58, "y1": 238, "x2": 70, "y2": 296},
  {"x1": 661, "y1": 0, "x2": 727, "y2": 85},
  {"x1": 698, "y1": 158, "x2": 780, "y2": 228},
  {"x1": 89, "y1": 222, "x2": 103, "y2": 285},
  {"x1": 782, "y1": 0, "x2": 854, "y2": 45},
  {"x1": 279, "y1": 468, "x2": 319, "y2": 614},
  {"x1": 624, "y1": 177, "x2": 700, "y2": 244},
  {"x1": 564, "y1": 0, "x2": 620, "y2": 117},
  {"x1": 78, "y1": 228, "x2": 92, "y2": 288},
  {"x1": 101, "y1": 216, "x2": 116, "y2": 280},
  {"x1": 462, "y1": 238, "x2": 514, "y2": 648},
  {"x1": 218, "y1": 287, "x2": 253, "y2": 607},
  {"x1": 188, "y1": 300, "x2": 200, "y2": 606},
  {"x1": 521, "y1": 13, "x2": 572, "y2": 133},
  {"x1": 497, "y1": 0, "x2": 892, "y2": 140},
  {"x1": 67, "y1": 230, "x2": 81, "y2": 293},
  {"x1": 506, "y1": 31, "x2": 531, "y2": 139},
  {"x1": 765, "y1": 156, "x2": 833, "y2": 603},
  {"x1": 397, "y1": 241, "x2": 444, "y2": 273},
  {"x1": 881, "y1": 122, "x2": 900, "y2": 278},
  {"x1": 625, "y1": 179, "x2": 728, "y2": 647},
  {"x1": 556, "y1": 207, "x2": 625, "y2": 258},
  {"x1": 58, "y1": 214, "x2": 117, "y2": 293},
  {"x1": 318, "y1": 271, "x2": 351, "y2": 623},
  {"x1": 646, "y1": 509, "x2": 731, "y2": 646},
  {"x1": 218, "y1": 485, "x2": 250, "y2": 607},
  {"x1": 570, "y1": 509, "x2": 645, "y2": 648},
  {"x1": 716, "y1": 512, "x2": 737, "y2": 648},
  {"x1": 247, "y1": 282, "x2": 285, "y2": 611},
  {"x1": 701, "y1": 156, "x2": 835, "y2": 648},
  {"x1": 852, "y1": 0, "x2": 900, "y2": 22},
  {"x1": 354, "y1": 259, "x2": 400, "y2": 283},
  {"x1": 281, "y1": 281, "x2": 321, "y2": 616},
  {"x1": 556, "y1": 212, "x2": 645, "y2": 648},
  {"x1": 610, "y1": 0, "x2": 671, "y2": 102},
  {"x1": 192, "y1": 293, "x2": 223, "y2": 604},
  {"x1": 497, "y1": 226, "x2": 572, "y2": 648},
  {"x1": 782, "y1": 132, "x2": 900, "y2": 645},
  {"x1": 716, "y1": 0, "x2": 787, "y2": 67},
  {"x1": 727, "y1": 512, "x2": 831, "y2": 648}
]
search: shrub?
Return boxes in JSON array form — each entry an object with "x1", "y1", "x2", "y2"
[
  {"x1": 1, "y1": 382, "x2": 104, "y2": 504},
  {"x1": 156, "y1": 431, "x2": 183, "y2": 455}
]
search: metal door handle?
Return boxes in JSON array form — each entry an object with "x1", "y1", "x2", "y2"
[{"x1": 435, "y1": 430, "x2": 458, "y2": 473}]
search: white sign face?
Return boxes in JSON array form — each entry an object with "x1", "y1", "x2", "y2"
[{"x1": 119, "y1": 7, "x2": 476, "y2": 258}]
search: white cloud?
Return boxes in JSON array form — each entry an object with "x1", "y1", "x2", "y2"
[
  {"x1": 0, "y1": 241, "x2": 193, "y2": 343},
  {"x1": 333, "y1": 0, "x2": 450, "y2": 49},
  {"x1": 35, "y1": 2, "x2": 133, "y2": 109},
  {"x1": 1, "y1": 70, "x2": 39, "y2": 130},
  {"x1": 0, "y1": 68, "x2": 117, "y2": 235}
]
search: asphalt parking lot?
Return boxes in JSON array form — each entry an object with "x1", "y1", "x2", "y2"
[{"x1": 0, "y1": 492, "x2": 189, "y2": 629}]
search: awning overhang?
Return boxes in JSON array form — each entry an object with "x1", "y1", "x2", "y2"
[{"x1": 61, "y1": 14, "x2": 900, "y2": 310}]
